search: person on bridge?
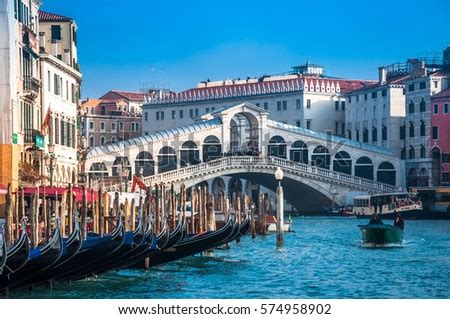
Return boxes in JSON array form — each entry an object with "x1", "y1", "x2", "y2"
[{"x1": 393, "y1": 214, "x2": 405, "y2": 230}]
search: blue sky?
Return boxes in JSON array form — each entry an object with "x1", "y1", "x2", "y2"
[{"x1": 41, "y1": 0, "x2": 450, "y2": 98}]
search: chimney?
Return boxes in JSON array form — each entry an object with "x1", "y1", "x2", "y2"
[
  {"x1": 408, "y1": 59, "x2": 426, "y2": 77},
  {"x1": 378, "y1": 66, "x2": 387, "y2": 84},
  {"x1": 39, "y1": 32, "x2": 45, "y2": 53},
  {"x1": 64, "y1": 49, "x2": 71, "y2": 65},
  {"x1": 51, "y1": 40, "x2": 58, "y2": 56}
]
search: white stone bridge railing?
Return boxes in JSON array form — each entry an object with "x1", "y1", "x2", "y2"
[{"x1": 130, "y1": 156, "x2": 397, "y2": 194}]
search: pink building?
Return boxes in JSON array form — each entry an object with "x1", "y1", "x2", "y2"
[{"x1": 431, "y1": 88, "x2": 450, "y2": 185}]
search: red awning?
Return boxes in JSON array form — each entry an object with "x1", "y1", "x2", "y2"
[
  {"x1": 13, "y1": 186, "x2": 98, "y2": 202},
  {"x1": 0, "y1": 184, "x2": 8, "y2": 195}
]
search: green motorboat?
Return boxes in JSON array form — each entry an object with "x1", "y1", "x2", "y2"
[{"x1": 358, "y1": 224, "x2": 403, "y2": 245}]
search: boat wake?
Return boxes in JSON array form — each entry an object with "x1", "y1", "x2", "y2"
[{"x1": 359, "y1": 242, "x2": 404, "y2": 249}]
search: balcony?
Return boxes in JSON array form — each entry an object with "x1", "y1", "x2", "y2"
[
  {"x1": 22, "y1": 25, "x2": 38, "y2": 51},
  {"x1": 23, "y1": 129, "x2": 42, "y2": 145},
  {"x1": 23, "y1": 76, "x2": 41, "y2": 100}
]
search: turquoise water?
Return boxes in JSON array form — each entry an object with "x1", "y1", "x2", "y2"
[{"x1": 11, "y1": 217, "x2": 450, "y2": 298}]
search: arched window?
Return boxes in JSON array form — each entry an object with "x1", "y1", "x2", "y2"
[
  {"x1": 135, "y1": 151, "x2": 154, "y2": 177},
  {"x1": 420, "y1": 120, "x2": 426, "y2": 136},
  {"x1": 372, "y1": 127, "x2": 377, "y2": 142},
  {"x1": 409, "y1": 146, "x2": 415, "y2": 159},
  {"x1": 420, "y1": 145, "x2": 426, "y2": 158},
  {"x1": 355, "y1": 156, "x2": 374, "y2": 180},
  {"x1": 420, "y1": 98, "x2": 426, "y2": 112},
  {"x1": 409, "y1": 100, "x2": 414, "y2": 114},
  {"x1": 158, "y1": 146, "x2": 177, "y2": 173},
  {"x1": 311, "y1": 146, "x2": 330, "y2": 169},
  {"x1": 112, "y1": 157, "x2": 132, "y2": 180},
  {"x1": 203, "y1": 135, "x2": 221, "y2": 162},
  {"x1": 409, "y1": 122, "x2": 414, "y2": 137},
  {"x1": 180, "y1": 141, "x2": 200, "y2": 167},
  {"x1": 289, "y1": 140, "x2": 308, "y2": 164},
  {"x1": 100, "y1": 136, "x2": 105, "y2": 145},
  {"x1": 363, "y1": 128, "x2": 369, "y2": 143},
  {"x1": 401, "y1": 147, "x2": 406, "y2": 160},
  {"x1": 333, "y1": 151, "x2": 352, "y2": 175},
  {"x1": 268, "y1": 136, "x2": 286, "y2": 158},
  {"x1": 377, "y1": 162, "x2": 396, "y2": 185}
]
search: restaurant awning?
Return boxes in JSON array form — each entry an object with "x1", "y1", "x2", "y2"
[{"x1": 13, "y1": 186, "x2": 98, "y2": 202}]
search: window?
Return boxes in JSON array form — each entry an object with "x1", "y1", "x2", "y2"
[
  {"x1": 335, "y1": 101, "x2": 339, "y2": 110},
  {"x1": 401, "y1": 147, "x2": 406, "y2": 159},
  {"x1": 356, "y1": 129, "x2": 360, "y2": 141},
  {"x1": 382, "y1": 125, "x2": 387, "y2": 141},
  {"x1": 442, "y1": 154, "x2": 450, "y2": 163},
  {"x1": 89, "y1": 121, "x2": 94, "y2": 130},
  {"x1": 119, "y1": 122, "x2": 124, "y2": 131},
  {"x1": 443, "y1": 172, "x2": 450, "y2": 183},
  {"x1": 434, "y1": 104, "x2": 439, "y2": 114},
  {"x1": 444, "y1": 104, "x2": 449, "y2": 114},
  {"x1": 206, "y1": 107, "x2": 210, "y2": 113},
  {"x1": 111, "y1": 122, "x2": 116, "y2": 132},
  {"x1": 409, "y1": 101, "x2": 415, "y2": 114},
  {"x1": 54, "y1": 74, "x2": 60, "y2": 95},
  {"x1": 341, "y1": 123, "x2": 345, "y2": 135},
  {"x1": 364, "y1": 93, "x2": 367, "y2": 101},
  {"x1": 156, "y1": 112, "x2": 160, "y2": 121},
  {"x1": 277, "y1": 101, "x2": 281, "y2": 111},
  {"x1": 348, "y1": 130, "x2": 352, "y2": 140},
  {"x1": 211, "y1": 107, "x2": 215, "y2": 111},
  {"x1": 135, "y1": 123, "x2": 139, "y2": 131},
  {"x1": 255, "y1": 103, "x2": 260, "y2": 107},
  {"x1": 51, "y1": 25, "x2": 61, "y2": 41},
  {"x1": 306, "y1": 120, "x2": 312, "y2": 130},
  {"x1": 419, "y1": 99, "x2": 426, "y2": 112},
  {"x1": 282, "y1": 101, "x2": 287, "y2": 110},
  {"x1": 409, "y1": 122, "x2": 414, "y2": 137},
  {"x1": 89, "y1": 136, "x2": 94, "y2": 148},
  {"x1": 47, "y1": 71, "x2": 51, "y2": 92},
  {"x1": 341, "y1": 101, "x2": 345, "y2": 110},
  {"x1": 335, "y1": 122, "x2": 339, "y2": 135},
  {"x1": 296, "y1": 120, "x2": 301, "y2": 127},
  {"x1": 194, "y1": 109, "x2": 199, "y2": 116},
  {"x1": 348, "y1": 96, "x2": 352, "y2": 103},
  {"x1": 420, "y1": 145, "x2": 426, "y2": 158},
  {"x1": 408, "y1": 84, "x2": 415, "y2": 92},
  {"x1": 363, "y1": 128, "x2": 369, "y2": 143},
  {"x1": 409, "y1": 146, "x2": 415, "y2": 159},
  {"x1": 111, "y1": 137, "x2": 116, "y2": 143},
  {"x1": 100, "y1": 136, "x2": 105, "y2": 145},
  {"x1": 432, "y1": 126, "x2": 438, "y2": 139},
  {"x1": 189, "y1": 109, "x2": 193, "y2": 118},
  {"x1": 179, "y1": 110, "x2": 183, "y2": 119},
  {"x1": 372, "y1": 127, "x2": 378, "y2": 142},
  {"x1": 172, "y1": 110, "x2": 176, "y2": 119},
  {"x1": 372, "y1": 91, "x2": 377, "y2": 99},
  {"x1": 356, "y1": 95, "x2": 359, "y2": 102},
  {"x1": 144, "y1": 112, "x2": 148, "y2": 121},
  {"x1": 420, "y1": 120, "x2": 426, "y2": 136},
  {"x1": 131, "y1": 123, "x2": 135, "y2": 131},
  {"x1": 66, "y1": 80, "x2": 69, "y2": 99},
  {"x1": 100, "y1": 122, "x2": 105, "y2": 131},
  {"x1": 264, "y1": 102, "x2": 268, "y2": 110},
  {"x1": 296, "y1": 99, "x2": 301, "y2": 109},
  {"x1": 382, "y1": 89, "x2": 387, "y2": 97},
  {"x1": 433, "y1": 81, "x2": 438, "y2": 88},
  {"x1": 419, "y1": 81, "x2": 426, "y2": 90}
]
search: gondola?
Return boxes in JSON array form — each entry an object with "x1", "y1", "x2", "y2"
[
  {"x1": 1, "y1": 219, "x2": 30, "y2": 279},
  {"x1": 218, "y1": 217, "x2": 240, "y2": 245},
  {"x1": 11, "y1": 213, "x2": 83, "y2": 290},
  {"x1": 0, "y1": 224, "x2": 7, "y2": 275},
  {"x1": 69, "y1": 216, "x2": 147, "y2": 279},
  {"x1": 127, "y1": 217, "x2": 186, "y2": 269},
  {"x1": 0, "y1": 219, "x2": 63, "y2": 290},
  {"x1": 51, "y1": 215, "x2": 125, "y2": 283},
  {"x1": 148, "y1": 215, "x2": 234, "y2": 267},
  {"x1": 239, "y1": 215, "x2": 251, "y2": 236}
]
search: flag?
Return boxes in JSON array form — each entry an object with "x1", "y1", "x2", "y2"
[
  {"x1": 41, "y1": 108, "x2": 51, "y2": 135},
  {"x1": 131, "y1": 175, "x2": 147, "y2": 193}
]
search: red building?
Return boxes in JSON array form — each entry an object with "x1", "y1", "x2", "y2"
[{"x1": 431, "y1": 88, "x2": 450, "y2": 185}]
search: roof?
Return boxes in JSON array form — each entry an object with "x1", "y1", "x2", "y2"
[
  {"x1": 100, "y1": 90, "x2": 147, "y2": 101},
  {"x1": 266, "y1": 120, "x2": 394, "y2": 156},
  {"x1": 81, "y1": 99, "x2": 102, "y2": 108},
  {"x1": 39, "y1": 11, "x2": 73, "y2": 22},
  {"x1": 429, "y1": 68, "x2": 450, "y2": 77},
  {"x1": 432, "y1": 88, "x2": 450, "y2": 100},
  {"x1": 87, "y1": 118, "x2": 223, "y2": 159},
  {"x1": 145, "y1": 76, "x2": 375, "y2": 105},
  {"x1": 346, "y1": 74, "x2": 411, "y2": 94}
]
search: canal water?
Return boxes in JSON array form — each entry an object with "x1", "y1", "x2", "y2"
[{"x1": 12, "y1": 217, "x2": 450, "y2": 298}]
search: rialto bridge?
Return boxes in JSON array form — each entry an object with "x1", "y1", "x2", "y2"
[{"x1": 85, "y1": 103, "x2": 405, "y2": 213}]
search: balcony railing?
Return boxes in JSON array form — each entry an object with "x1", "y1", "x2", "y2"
[
  {"x1": 23, "y1": 128, "x2": 41, "y2": 144},
  {"x1": 23, "y1": 76, "x2": 41, "y2": 94}
]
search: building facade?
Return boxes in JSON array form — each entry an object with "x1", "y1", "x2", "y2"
[
  {"x1": 0, "y1": 0, "x2": 42, "y2": 191},
  {"x1": 345, "y1": 65, "x2": 409, "y2": 158},
  {"x1": 141, "y1": 64, "x2": 374, "y2": 137},
  {"x1": 81, "y1": 97, "x2": 143, "y2": 149},
  {"x1": 430, "y1": 88, "x2": 450, "y2": 185},
  {"x1": 38, "y1": 10, "x2": 82, "y2": 187},
  {"x1": 403, "y1": 56, "x2": 450, "y2": 187}
]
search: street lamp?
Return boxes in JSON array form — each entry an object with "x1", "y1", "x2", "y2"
[
  {"x1": 45, "y1": 143, "x2": 57, "y2": 187},
  {"x1": 274, "y1": 167, "x2": 284, "y2": 247}
]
